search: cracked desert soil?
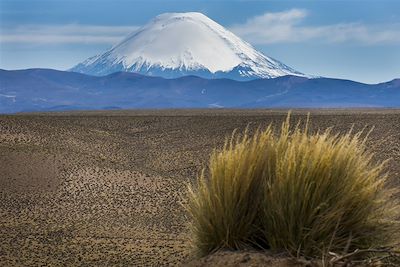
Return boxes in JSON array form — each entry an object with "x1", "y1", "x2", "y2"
[{"x1": 0, "y1": 109, "x2": 399, "y2": 266}]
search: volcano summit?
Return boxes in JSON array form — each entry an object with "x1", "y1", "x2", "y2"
[{"x1": 71, "y1": 12, "x2": 306, "y2": 80}]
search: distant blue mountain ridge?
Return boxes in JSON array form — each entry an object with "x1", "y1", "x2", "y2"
[{"x1": 0, "y1": 68, "x2": 399, "y2": 113}]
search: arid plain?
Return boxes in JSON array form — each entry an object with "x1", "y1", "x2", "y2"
[{"x1": 1, "y1": 109, "x2": 400, "y2": 266}]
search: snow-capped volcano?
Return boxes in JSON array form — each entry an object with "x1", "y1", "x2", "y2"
[{"x1": 71, "y1": 12, "x2": 306, "y2": 80}]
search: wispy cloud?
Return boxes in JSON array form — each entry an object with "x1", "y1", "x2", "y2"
[
  {"x1": 230, "y1": 9, "x2": 400, "y2": 45},
  {"x1": 2, "y1": 11, "x2": 400, "y2": 46},
  {"x1": 0, "y1": 24, "x2": 138, "y2": 44}
]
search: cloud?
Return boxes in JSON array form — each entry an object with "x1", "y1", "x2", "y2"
[
  {"x1": 0, "y1": 24, "x2": 138, "y2": 44},
  {"x1": 2, "y1": 11, "x2": 400, "y2": 46},
  {"x1": 230, "y1": 9, "x2": 400, "y2": 45}
]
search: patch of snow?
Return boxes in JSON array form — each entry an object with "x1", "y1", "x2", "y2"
[
  {"x1": 256, "y1": 90, "x2": 289, "y2": 102},
  {"x1": 209, "y1": 103, "x2": 224, "y2": 108},
  {"x1": 0, "y1": 93, "x2": 16, "y2": 98},
  {"x1": 0, "y1": 94, "x2": 16, "y2": 103}
]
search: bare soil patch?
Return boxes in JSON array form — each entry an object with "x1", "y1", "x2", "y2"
[{"x1": 0, "y1": 109, "x2": 399, "y2": 266}]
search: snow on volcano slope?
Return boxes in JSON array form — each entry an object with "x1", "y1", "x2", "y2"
[{"x1": 71, "y1": 12, "x2": 306, "y2": 80}]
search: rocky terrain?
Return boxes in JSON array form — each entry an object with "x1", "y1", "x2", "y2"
[{"x1": 0, "y1": 109, "x2": 399, "y2": 266}]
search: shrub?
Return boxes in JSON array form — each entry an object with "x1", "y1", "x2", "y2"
[{"x1": 186, "y1": 114, "x2": 399, "y2": 259}]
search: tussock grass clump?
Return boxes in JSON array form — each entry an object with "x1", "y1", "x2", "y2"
[{"x1": 186, "y1": 114, "x2": 399, "y2": 259}]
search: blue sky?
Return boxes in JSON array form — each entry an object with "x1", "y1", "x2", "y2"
[{"x1": 0, "y1": 0, "x2": 399, "y2": 83}]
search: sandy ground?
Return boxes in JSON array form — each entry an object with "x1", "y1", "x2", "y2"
[{"x1": 0, "y1": 109, "x2": 399, "y2": 266}]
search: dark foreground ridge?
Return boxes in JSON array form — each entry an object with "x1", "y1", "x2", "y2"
[
  {"x1": 0, "y1": 110, "x2": 399, "y2": 266},
  {"x1": 1, "y1": 68, "x2": 400, "y2": 113}
]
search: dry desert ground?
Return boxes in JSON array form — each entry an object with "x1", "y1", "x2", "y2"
[{"x1": 0, "y1": 109, "x2": 399, "y2": 266}]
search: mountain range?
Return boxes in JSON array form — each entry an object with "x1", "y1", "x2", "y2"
[{"x1": 1, "y1": 68, "x2": 399, "y2": 113}]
